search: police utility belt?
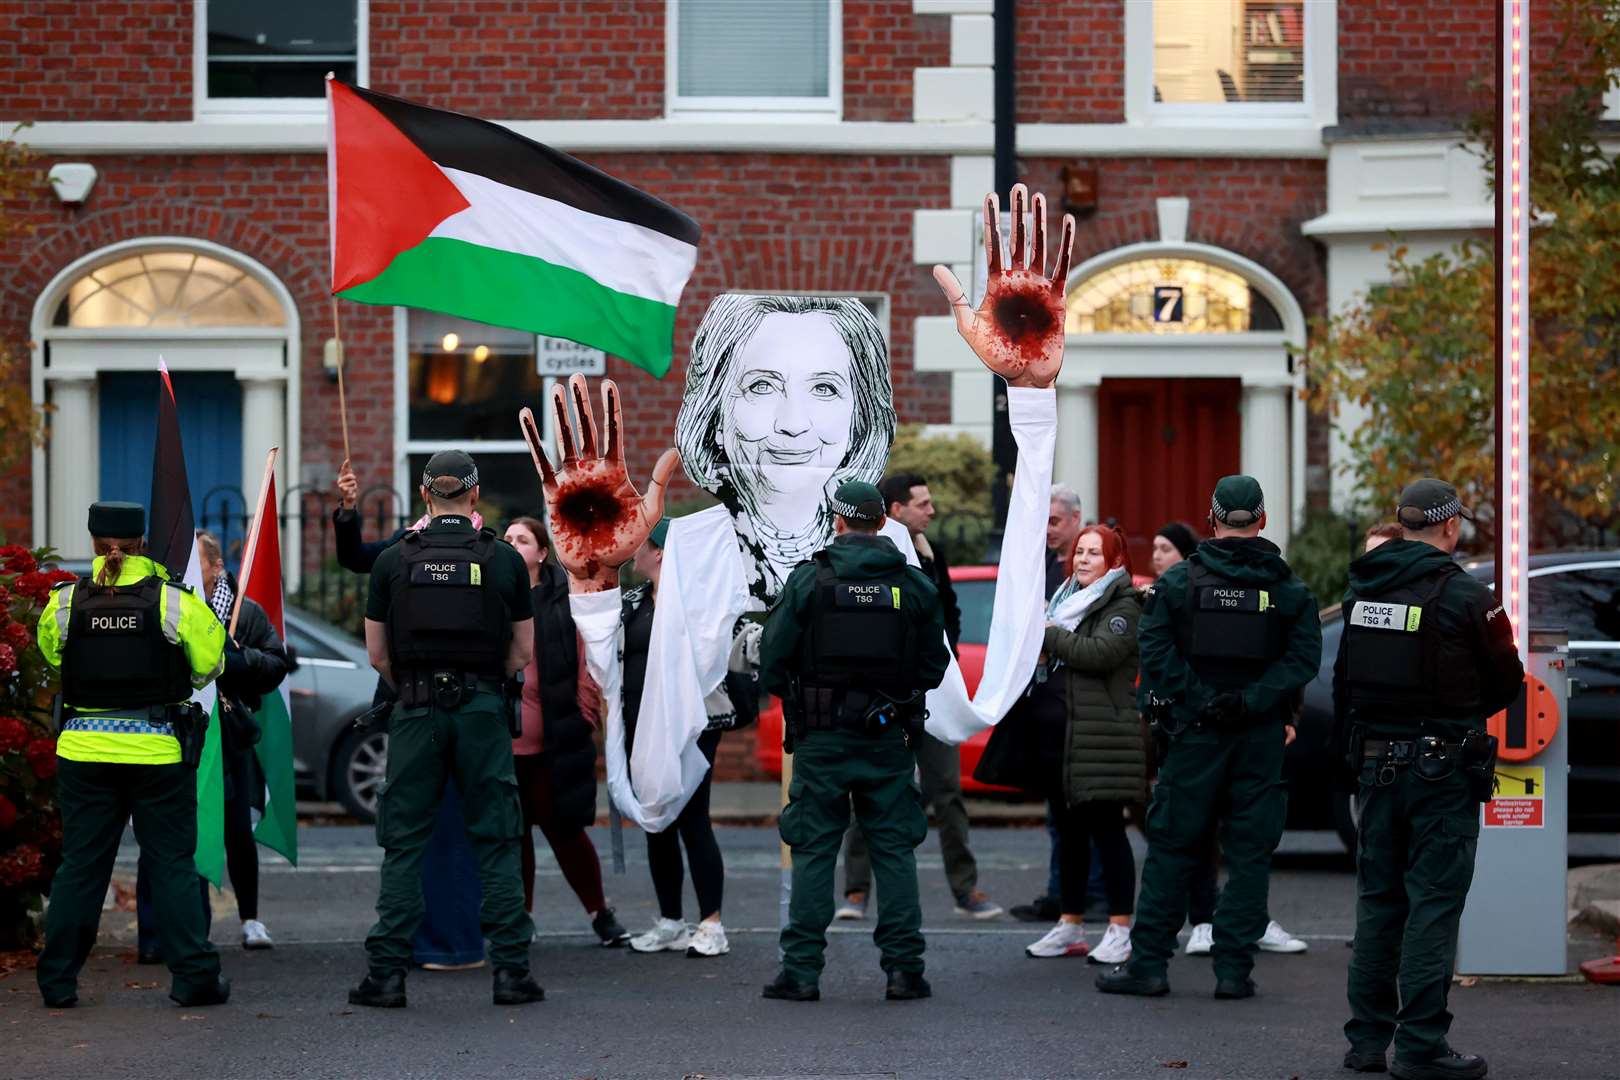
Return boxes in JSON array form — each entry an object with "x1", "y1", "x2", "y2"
[
  {"x1": 58, "y1": 700, "x2": 209, "y2": 769},
  {"x1": 1360, "y1": 730, "x2": 1497, "y2": 802},
  {"x1": 793, "y1": 684, "x2": 924, "y2": 740},
  {"x1": 395, "y1": 669, "x2": 505, "y2": 710}
]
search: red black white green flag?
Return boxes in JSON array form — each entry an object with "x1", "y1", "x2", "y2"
[{"x1": 325, "y1": 79, "x2": 701, "y2": 378}]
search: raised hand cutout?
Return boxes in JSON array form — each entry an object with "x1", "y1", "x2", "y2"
[
  {"x1": 932, "y1": 183, "x2": 1075, "y2": 390},
  {"x1": 520, "y1": 373, "x2": 680, "y2": 592}
]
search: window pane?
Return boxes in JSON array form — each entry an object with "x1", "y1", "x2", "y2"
[
  {"x1": 1153, "y1": 0, "x2": 1304, "y2": 105},
  {"x1": 55, "y1": 251, "x2": 286, "y2": 328},
  {"x1": 1529, "y1": 568, "x2": 1620, "y2": 643},
  {"x1": 678, "y1": 0, "x2": 830, "y2": 100},
  {"x1": 207, "y1": 0, "x2": 358, "y2": 99},
  {"x1": 406, "y1": 452, "x2": 542, "y2": 531},
  {"x1": 406, "y1": 312, "x2": 541, "y2": 442},
  {"x1": 1065, "y1": 258, "x2": 1271, "y2": 335}
]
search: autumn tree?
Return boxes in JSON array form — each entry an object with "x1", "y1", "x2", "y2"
[
  {"x1": 1304, "y1": 0, "x2": 1620, "y2": 552},
  {"x1": 0, "y1": 127, "x2": 46, "y2": 477}
]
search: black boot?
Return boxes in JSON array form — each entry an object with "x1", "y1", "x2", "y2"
[
  {"x1": 761, "y1": 971, "x2": 820, "y2": 1002},
  {"x1": 1214, "y1": 976, "x2": 1256, "y2": 999},
  {"x1": 171, "y1": 975, "x2": 231, "y2": 1008},
  {"x1": 40, "y1": 991, "x2": 77, "y2": 1009},
  {"x1": 1344, "y1": 1047, "x2": 1389, "y2": 1073},
  {"x1": 492, "y1": 968, "x2": 545, "y2": 1005},
  {"x1": 137, "y1": 948, "x2": 163, "y2": 965},
  {"x1": 1094, "y1": 965, "x2": 1170, "y2": 997},
  {"x1": 1010, "y1": 895, "x2": 1061, "y2": 923},
  {"x1": 1389, "y1": 1051, "x2": 1487, "y2": 1080},
  {"x1": 348, "y1": 971, "x2": 407, "y2": 1008},
  {"x1": 592, "y1": 908, "x2": 630, "y2": 947},
  {"x1": 885, "y1": 970, "x2": 932, "y2": 1000}
]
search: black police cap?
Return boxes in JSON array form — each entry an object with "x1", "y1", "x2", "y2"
[{"x1": 87, "y1": 501, "x2": 145, "y2": 538}]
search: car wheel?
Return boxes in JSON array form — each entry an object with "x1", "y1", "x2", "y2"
[
  {"x1": 1333, "y1": 790, "x2": 1360, "y2": 856},
  {"x1": 332, "y1": 727, "x2": 388, "y2": 823}
]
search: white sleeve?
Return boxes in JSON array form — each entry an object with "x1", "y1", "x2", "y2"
[{"x1": 922, "y1": 385, "x2": 1057, "y2": 744}]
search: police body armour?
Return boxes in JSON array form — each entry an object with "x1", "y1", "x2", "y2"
[
  {"x1": 387, "y1": 526, "x2": 509, "y2": 676},
  {"x1": 804, "y1": 553, "x2": 913, "y2": 690},
  {"x1": 1343, "y1": 569, "x2": 1451, "y2": 712},
  {"x1": 1182, "y1": 562, "x2": 1284, "y2": 687},
  {"x1": 61, "y1": 577, "x2": 193, "y2": 709}
]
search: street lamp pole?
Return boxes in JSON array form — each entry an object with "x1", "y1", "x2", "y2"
[{"x1": 988, "y1": 0, "x2": 1017, "y2": 556}]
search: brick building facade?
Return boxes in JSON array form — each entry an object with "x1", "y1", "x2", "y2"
[{"x1": 0, "y1": 1, "x2": 1572, "y2": 782}]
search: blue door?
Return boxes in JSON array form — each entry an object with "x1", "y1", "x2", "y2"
[{"x1": 99, "y1": 371, "x2": 245, "y2": 535}]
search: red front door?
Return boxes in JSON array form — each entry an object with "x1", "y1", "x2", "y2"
[{"x1": 1097, "y1": 378, "x2": 1242, "y2": 567}]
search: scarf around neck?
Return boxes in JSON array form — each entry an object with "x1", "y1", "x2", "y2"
[
  {"x1": 1045, "y1": 566, "x2": 1127, "y2": 632},
  {"x1": 209, "y1": 575, "x2": 235, "y2": 626}
]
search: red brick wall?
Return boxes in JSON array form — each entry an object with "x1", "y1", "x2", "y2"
[
  {"x1": 1017, "y1": 0, "x2": 1126, "y2": 124},
  {"x1": 844, "y1": 6, "x2": 950, "y2": 122},
  {"x1": 0, "y1": 151, "x2": 951, "y2": 542},
  {"x1": 370, "y1": 0, "x2": 665, "y2": 119},
  {"x1": 0, "y1": 1, "x2": 191, "y2": 122}
]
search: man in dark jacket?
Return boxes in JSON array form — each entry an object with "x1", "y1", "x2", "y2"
[
  {"x1": 759, "y1": 481, "x2": 951, "y2": 1003},
  {"x1": 1336, "y1": 479, "x2": 1523, "y2": 1080},
  {"x1": 836, "y1": 473, "x2": 1001, "y2": 922},
  {"x1": 1097, "y1": 475, "x2": 1321, "y2": 1001}
]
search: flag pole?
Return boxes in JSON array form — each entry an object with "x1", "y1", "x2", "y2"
[
  {"x1": 331, "y1": 297, "x2": 352, "y2": 467},
  {"x1": 229, "y1": 446, "x2": 280, "y2": 639}
]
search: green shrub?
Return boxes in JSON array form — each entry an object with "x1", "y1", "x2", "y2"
[{"x1": 1288, "y1": 509, "x2": 1364, "y2": 610}]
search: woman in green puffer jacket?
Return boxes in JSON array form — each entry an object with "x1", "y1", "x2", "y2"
[{"x1": 1022, "y1": 525, "x2": 1146, "y2": 967}]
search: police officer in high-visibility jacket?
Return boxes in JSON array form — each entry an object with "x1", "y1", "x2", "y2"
[
  {"x1": 350, "y1": 450, "x2": 542, "y2": 1009},
  {"x1": 1337, "y1": 479, "x2": 1523, "y2": 1080},
  {"x1": 35, "y1": 502, "x2": 228, "y2": 1009},
  {"x1": 758, "y1": 481, "x2": 951, "y2": 1003},
  {"x1": 1097, "y1": 475, "x2": 1321, "y2": 1001}
]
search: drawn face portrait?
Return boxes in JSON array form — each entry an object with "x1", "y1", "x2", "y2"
[
  {"x1": 721, "y1": 312, "x2": 855, "y2": 504},
  {"x1": 676, "y1": 293, "x2": 895, "y2": 602}
]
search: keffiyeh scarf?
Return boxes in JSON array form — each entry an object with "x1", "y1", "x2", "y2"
[{"x1": 209, "y1": 575, "x2": 235, "y2": 626}]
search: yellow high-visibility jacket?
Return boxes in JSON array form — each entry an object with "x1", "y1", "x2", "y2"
[{"x1": 37, "y1": 554, "x2": 225, "y2": 765}]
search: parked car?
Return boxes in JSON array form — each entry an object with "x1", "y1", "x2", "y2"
[
  {"x1": 1299, "y1": 551, "x2": 1620, "y2": 852},
  {"x1": 281, "y1": 607, "x2": 386, "y2": 821}
]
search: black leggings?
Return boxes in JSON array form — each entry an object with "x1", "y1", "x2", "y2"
[
  {"x1": 1188, "y1": 829, "x2": 1221, "y2": 926},
  {"x1": 222, "y1": 746, "x2": 259, "y2": 921},
  {"x1": 646, "y1": 730, "x2": 724, "y2": 921},
  {"x1": 1056, "y1": 799, "x2": 1136, "y2": 918}
]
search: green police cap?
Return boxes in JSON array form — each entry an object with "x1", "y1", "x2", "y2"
[
  {"x1": 1396, "y1": 477, "x2": 1473, "y2": 529},
  {"x1": 648, "y1": 518, "x2": 671, "y2": 549},
  {"x1": 830, "y1": 480, "x2": 885, "y2": 527},
  {"x1": 87, "y1": 501, "x2": 145, "y2": 538},
  {"x1": 422, "y1": 449, "x2": 479, "y2": 498},
  {"x1": 1210, "y1": 475, "x2": 1265, "y2": 527}
]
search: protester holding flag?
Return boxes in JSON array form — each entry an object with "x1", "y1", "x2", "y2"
[{"x1": 34, "y1": 502, "x2": 231, "y2": 1009}]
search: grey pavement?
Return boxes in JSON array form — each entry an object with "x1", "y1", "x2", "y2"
[{"x1": 4, "y1": 822, "x2": 1616, "y2": 1080}]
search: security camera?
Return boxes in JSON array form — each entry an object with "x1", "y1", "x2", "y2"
[{"x1": 48, "y1": 163, "x2": 98, "y2": 206}]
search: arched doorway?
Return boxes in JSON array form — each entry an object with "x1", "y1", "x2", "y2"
[
  {"x1": 1057, "y1": 242, "x2": 1306, "y2": 562},
  {"x1": 30, "y1": 238, "x2": 301, "y2": 560}
]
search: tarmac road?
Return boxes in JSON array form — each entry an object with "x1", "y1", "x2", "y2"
[{"x1": 4, "y1": 824, "x2": 1615, "y2": 1080}]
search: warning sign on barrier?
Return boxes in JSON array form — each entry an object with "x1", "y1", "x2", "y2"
[{"x1": 1484, "y1": 766, "x2": 1544, "y2": 828}]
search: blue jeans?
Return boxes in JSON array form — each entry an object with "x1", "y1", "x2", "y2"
[
  {"x1": 410, "y1": 780, "x2": 485, "y2": 967},
  {"x1": 1043, "y1": 802, "x2": 1103, "y2": 902}
]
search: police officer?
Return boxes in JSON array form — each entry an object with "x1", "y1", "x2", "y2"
[
  {"x1": 350, "y1": 450, "x2": 543, "y2": 1008},
  {"x1": 35, "y1": 502, "x2": 229, "y2": 1009},
  {"x1": 1337, "y1": 479, "x2": 1523, "y2": 1080},
  {"x1": 1097, "y1": 475, "x2": 1321, "y2": 1000},
  {"x1": 758, "y1": 480, "x2": 951, "y2": 1002}
]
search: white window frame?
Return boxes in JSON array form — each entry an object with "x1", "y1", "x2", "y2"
[
  {"x1": 194, "y1": 0, "x2": 369, "y2": 121},
  {"x1": 665, "y1": 0, "x2": 843, "y2": 122},
  {"x1": 1124, "y1": 0, "x2": 1336, "y2": 129}
]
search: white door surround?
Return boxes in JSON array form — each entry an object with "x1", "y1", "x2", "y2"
[{"x1": 29, "y1": 237, "x2": 302, "y2": 563}]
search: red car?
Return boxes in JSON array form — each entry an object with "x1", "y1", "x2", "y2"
[{"x1": 754, "y1": 564, "x2": 1019, "y2": 796}]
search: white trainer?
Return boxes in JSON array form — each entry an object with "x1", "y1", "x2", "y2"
[
  {"x1": 241, "y1": 919, "x2": 273, "y2": 950},
  {"x1": 1088, "y1": 923, "x2": 1132, "y2": 965},
  {"x1": 1184, "y1": 922, "x2": 1214, "y2": 956},
  {"x1": 1024, "y1": 921, "x2": 1090, "y2": 959},
  {"x1": 834, "y1": 895, "x2": 867, "y2": 920},
  {"x1": 1258, "y1": 920, "x2": 1308, "y2": 953},
  {"x1": 628, "y1": 918, "x2": 693, "y2": 954},
  {"x1": 685, "y1": 920, "x2": 730, "y2": 958}
]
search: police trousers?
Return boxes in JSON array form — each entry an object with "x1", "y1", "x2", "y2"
[
  {"x1": 364, "y1": 689, "x2": 534, "y2": 977},
  {"x1": 1345, "y1": 757, "x2": 1480, "y2": 1063},
  {"x1": 778, "y1": 728, "x2": 929, "y2": 983},
  {"x1": 842, "y1": 730, "x2": 977, "y2": 903},
  {"x1": 1128, "y1": 723, "x2": 1287, "y2": 983},
  {"x1": 38, "y1": 760, "x2": 220, "y2": 1003}
]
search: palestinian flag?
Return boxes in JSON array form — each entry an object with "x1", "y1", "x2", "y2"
[
  {"x1": 149, "y1": 362, "x2": 225, "y2": 886},
  {"x1": 235, "y1": 470, "x2": 298, "y2": 866},
  {"x1": 326, "y1": 79, "x2": 700, "y2": 378}
]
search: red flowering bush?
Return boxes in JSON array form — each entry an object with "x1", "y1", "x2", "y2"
[{"x1": 0, "y1": 544, "x2": 64, "y2": 947}]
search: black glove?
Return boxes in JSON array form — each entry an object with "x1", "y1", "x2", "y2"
[
  {"x1": 1199, "y1": 691, "x2": 1246, "y2": 726},
  {"x1": 222, "y1": 637, "x2": 248, "y2": 677}
]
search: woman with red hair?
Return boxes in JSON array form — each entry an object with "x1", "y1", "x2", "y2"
[{"x1": 1023, "y1": 525, "x2": 1147, "y2": 966}]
